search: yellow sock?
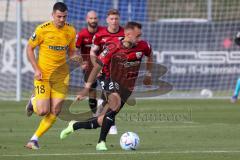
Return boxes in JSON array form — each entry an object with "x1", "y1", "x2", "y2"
[
  {"x1": 34, "y1": 113, "x2": 57, "y2": 138},
  {"x1": 32, "y1": 97, "x2": 37, "y2": 113}
]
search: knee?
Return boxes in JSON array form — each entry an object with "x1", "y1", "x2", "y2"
[
  {"x1": 108, "y1": 96, "x2": 121, "y2": 111},
  {"x1": 97, "y1": 115, "x2": 104, "y2": 126},
  {"x1": 36, "y1": 107, "x2": 50, "y2": 116}
]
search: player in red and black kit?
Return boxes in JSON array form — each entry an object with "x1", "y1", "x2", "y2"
[
  {"x1": 90, "y1": 9, "x2": 124, "y2": 134},
  {"x1": 75, "y1": 11, "x2": 104, "y2": 115},
  {"x1": 60, "y1": 22, "x2": 153, "y2": 151},
  {"x1": 91, "y1": 9, "x2": 124, "y2": 57}
]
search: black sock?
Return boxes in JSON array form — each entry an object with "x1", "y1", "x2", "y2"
[
  {"x1": 73, "y1": 118, "x2": 99, "y2": 130},
  {"x1": 98, "y1": 109, "x2": 116, "y2": 143},
  {"x1": 89, "y1": 98, "x2": 97, "y2": 113},
  {"x1": 112, "y1": 120, "x2": 115, "y2": 126}
]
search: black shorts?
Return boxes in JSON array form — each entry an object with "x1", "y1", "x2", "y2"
[
  {"x1": 99, "y1": 76, "x2": 132, "y2": 110},
  {"x1": 99, "y1": 78, "x2": 120, "y2": 93}
]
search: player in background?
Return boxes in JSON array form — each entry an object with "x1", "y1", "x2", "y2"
[
  {"x1": 90, "y1": 9, "x2": 125, "y2": 134},
  {"x1": 25, "y1": 2, "x2": 80, "y2": 149},
  {"x1": 76, "y1": 10, "x2": 104, "y2": 115},
  {"x1": 60, "y1": 22, "x2": 153, "y2": 151},
  {"x1": 231, "y1": 32, "x2": 240, "y2": 103}
]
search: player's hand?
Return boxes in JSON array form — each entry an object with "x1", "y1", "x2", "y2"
[
  {"x1": 81, "y1": 61, "x2": 89, "y2": 70},
  {"x1": 143, "y1": 75, "x2": 152, "y2": 85},
  {"x1": 34, "y1": 68, "x2": 42, "y2": 81},
  {"x1": 76, "y1": 88, "x2": 89, "y2": 101}
]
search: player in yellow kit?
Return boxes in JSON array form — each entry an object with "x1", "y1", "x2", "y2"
[{"x1": 25, "y1": 2, "x2": 78, "y2": 149}]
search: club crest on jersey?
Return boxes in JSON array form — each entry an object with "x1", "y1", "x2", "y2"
[
  {"x1": 31, "y1": 32, "x2": 36, "y2": 41},
  {"x1": 136, "y1": 52, "x2": 143, "y2": 59},
  {"x1": 102, "y1": 38, "x2": 107, "y2": 42}
]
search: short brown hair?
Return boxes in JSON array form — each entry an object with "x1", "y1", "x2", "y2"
[
  {"x1": 53, "y1": 2, "x2": 68, "y2": 12},
  {"x1": 107, "y1": 9, "x2": 120, "y2": 16},
  {"x1": 125, "y1": 21, "x2": 142, "y2": 30}
]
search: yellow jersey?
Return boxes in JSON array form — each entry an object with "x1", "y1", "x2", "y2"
[{"x1": 28, "y1": 21, "x2": 76, "y2": 80}]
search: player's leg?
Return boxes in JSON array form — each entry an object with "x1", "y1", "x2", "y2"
[
  {"x1": 98, "y1": 79, "x2": 118, "y2": 135},
  {"x1": 25, "y1": 94, "x2": 35, "y2": 117},
  {"x1": 60, "y1": 117, "x2": 100, "y2": 139},
  {"x1": 83, "y1": 70, "x2": 98, "y2": 115},
  {"x1": 41, "y1": 98, "x2": 64, "y2": 137},
  {"x1": 26, "y1": 83, "x2": 51, "y2": 116},
  {"x1": 98, "y1": 90, "x2": 118, "y2": 135},
  {"x1": 25, "y1": 80, "x2": 51, "y2": 149},
  {"x1": 48, "y1": 78, "x2": 69, "y2": 134},
  {"x1": 95, "y1": 91, "x2": 107, "y2": 117},
  {"x1": 108, "y1": 87, "x2": 132, "y2": 135},
  {"x1": 60, "y1": 103, "x2": 108, "y2": 139},
  {"x1": 89, "y1": 81, "x2": 98, "y2": 115},
  {"x1": 59, "y1": 95, "x2": 109, "y2": 139},
  {"x1": 96, "y1": 92, "x2": 121, "y2": 151},
  {"x1": 231, "y1": 78, "x2": 240, "y2": 103}
]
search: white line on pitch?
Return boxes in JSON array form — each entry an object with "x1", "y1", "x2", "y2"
[{"x1": 1, "y1": 150, "x2": 240, "y2": 157}]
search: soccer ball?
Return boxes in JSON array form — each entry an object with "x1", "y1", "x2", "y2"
[
  {"x1": 200, "y1": 89, "x2": 213, "y2": 98},
  {"x1": 120, "y1": 132, "x2": 140, "y2": 150}
]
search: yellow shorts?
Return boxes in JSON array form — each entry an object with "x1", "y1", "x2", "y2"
[{"x1": 34, "y1": 78, "x2": 69, "y2": 99}]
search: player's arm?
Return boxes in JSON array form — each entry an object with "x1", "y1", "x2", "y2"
[
  {"x1": 146, "y1": 54, "x2": 153, "y2": 75},
  {"x1": 68, "y1": 28, "x2": 84, "y2": 66},
  {"x1": 87, "y1": 46, "x2": 112, "y2": 85},
  {"x1": 90, "y1": 34, "x2": 101, "y2": 66},
  {"x1": 90, "y1": 44, "x2": 100, "y2": 67},
  {"x1": 77, "y1": 47, "x2": 111, "y2": 100},
  {"x1": 26, "y1": 44, "x2": 42, "y2": 81},
  {"x1": 76, "y1": 59, "x2": 102, "y2": 100},
  {"x1": 69, "y1": 48, "x2": 84, "y2": 66},
  {"x1": 75, "y1": 32, "x2": 89, "y2": 69},
  {"x1": 143, "y1": 43, "x2": 153, "y2": 85},
  {"x1": 27, "y1": 27, "x2": 43, "y2": 81}
]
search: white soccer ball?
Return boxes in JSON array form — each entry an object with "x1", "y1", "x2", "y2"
[
  {"x1": 120, "y1": 132, "x2": 140, "y2": 150},
  {"x1": 200, "y1": 89, "x2": 213, "y2": 98}
]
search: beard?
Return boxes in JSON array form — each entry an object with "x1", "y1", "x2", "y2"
[{"x1": 88, "y1": 22, "x2": 98, "y2": 28}]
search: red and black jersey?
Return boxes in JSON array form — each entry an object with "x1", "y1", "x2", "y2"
[
  {"x1": 98, "y1": 37, "x2": 152, "y2": 91},
  {"x1": 76, "y1": 26, "x2": 104, "y2": 62},
  {"x1": 92, "y1": 26, "x2": 125, "y2": 52}
]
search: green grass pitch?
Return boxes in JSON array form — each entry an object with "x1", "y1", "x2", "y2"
[{"x1": 1, "y1": 99, "x2": 240, "y2": 160}]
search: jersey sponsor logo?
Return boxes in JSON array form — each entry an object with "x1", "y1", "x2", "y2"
[
  {"x1": 123, "y1": 61, "x2": 140, "y2": 68},
  {"x1": 48, "y1": 45, "x2": 69, "y2": 51},
  {"x1": 102, "y1": 38, "x2": 107, "y2": 42},
  {"x1": 100, "y1": 48, "x2": 109, "y2": 57},
  {"x1": 84, "y1": 44, "x2": 92, "y2": 48},
  {"x1": 31, "y1": 32, "x2": 36, "y2": 41}
]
